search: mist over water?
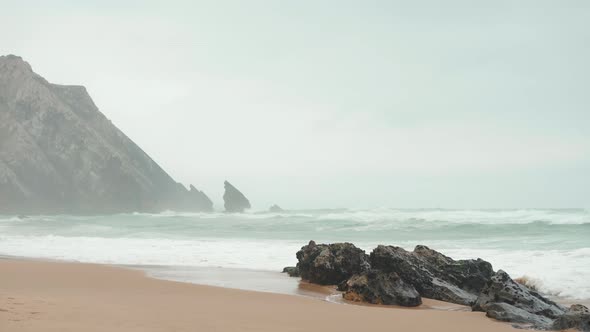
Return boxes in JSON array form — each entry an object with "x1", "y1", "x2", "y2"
[{"x1": 1, "y1": 208, "x2": 589, "y2": 300}]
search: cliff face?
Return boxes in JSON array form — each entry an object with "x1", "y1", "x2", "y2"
[{"x1": 0, "y1": 55, "x2": 212, "y2": 214}]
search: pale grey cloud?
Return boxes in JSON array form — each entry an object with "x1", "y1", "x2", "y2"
[{"x1": 1, "y1": 0, "x2": 588, "y2": 208}]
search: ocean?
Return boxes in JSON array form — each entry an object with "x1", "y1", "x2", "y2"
[{"x1": 0, "y1": 208, "x2": 589, "y2": 301}]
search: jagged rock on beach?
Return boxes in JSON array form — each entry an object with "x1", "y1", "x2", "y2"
[
  {"x1": 483, "y1": 302, "x2": 554, "y2": 329},
  {"x1": 552, "y1": 304, "x2": 590, "y2": 331},
  {"x1": 223, "y1": 181, "x2": 251, "y2": 213},
  {"x1": 472, "y1": 270, "x2": 565, "y2": 319},
  {"x1": 369, "y1": 245, "x2": 494, "y2": 305},
  {"x1": 472, "y1": 270, "x2": 568, "y2": 329},
  {"x1": 291, "y1": 240, "x2": 590, "y2": 331},
  {"x1": 296, "y1": 240, "x2": 370, "y2": 285},
  {"x1": 342, "y1": 270, "x2": 422, "y2": 307},
  {"x1": 282, "y1": 266, "x2": 300, "y2": 277}
]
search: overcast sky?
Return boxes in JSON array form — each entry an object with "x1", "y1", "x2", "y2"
[{"x1": 1, "y1": 0, "x2": 589, "y2": 209}]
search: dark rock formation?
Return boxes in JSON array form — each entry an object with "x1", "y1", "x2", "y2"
[
  {"x1": 223, "y1": 180, "x2": 251, "y2": 213},
  {"x1": 269, "y1": 204, "x2": 284, "y2": 212},
  {"x1": 0, "y1": 55, "x2": 213, "y2": 214},
  {"x1": 342, "y1": 270, "x2": 422, "y2": 307},
  {"x1": 552, "y1": 304, "x2": 590, "y2": 331},
  {"x1": 295, "y1": 240, "x2": 370, "y2": 285},
  {"x1": 473, "y1": 270, "x2": 565, "y2": 318},
  {"x1": 289, "y1": 241, "x2": 590, "y2": 331},
  {"x1": 483, "y1": 303, "x2": 553, "y2": 329},
  {"x1": 370, "y1": 245, "x2": 494, "y2": 305},
  {"x1": 282, "y1": 266, "x2": 300, "y2": 277},
  {"x1": 472, "y1": 270, "x2": 566, "y2": 329}
]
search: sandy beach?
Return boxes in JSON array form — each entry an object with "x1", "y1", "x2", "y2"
[{"x1": 0, "y1": 258, "x2": 519, "y2": 332}]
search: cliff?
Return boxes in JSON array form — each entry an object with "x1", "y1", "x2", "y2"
[{"x1": 0, "y1": 55, "x2": 212, "y2": 214}]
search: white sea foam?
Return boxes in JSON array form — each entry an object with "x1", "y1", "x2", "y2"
[
  {"x1": 0, "y1": 234, "x2": 588, "y2": 300},
  {"x1": 0, "y1": 235, "x2": 300, "y2": 269},
  {"x1": 117, "y1": 208, "x2": 590, "y2": 225},
  {"x1": 441, "y1": 247, "x2": 590, "y2": 300},
  {"x1": 316, "y1": 208, "x2": 590, "y2": 225}
]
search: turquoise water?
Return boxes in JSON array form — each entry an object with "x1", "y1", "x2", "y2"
[{"x1": 0, "y1": 208, "x2": 589, "y2": 299}]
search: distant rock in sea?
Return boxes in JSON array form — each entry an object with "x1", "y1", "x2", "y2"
[
  {"x1": 0, "y1": 55, "x2": 212, "y2": 214},
  {"x1": 223, "y1": 180, "x2": 251, "y2": 213},
  {"x1": 269, "y1": 204, "x2": 284, "y2": 212},
  {"x1": 187, "y1": 184, "x2": 214, "y2": 212}
]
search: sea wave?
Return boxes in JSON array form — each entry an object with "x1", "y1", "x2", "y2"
[
  {"x1": 0, "y1": 208, "x2": 589, "y2": 300},
  {"x1": 144, "y1": 208, "x2": 590, "y2": 225},
  {"x1": 3, "y1": 208, "x2": 588, "y2": 225},
  {"x1": 442, "y1": 247, "x2": 590, "y2": 301},
  {"x1": 0, "y1": 234, "x2": 589, "y2": 300}
]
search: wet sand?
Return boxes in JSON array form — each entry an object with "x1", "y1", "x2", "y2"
[{"x1": 0, "y1": 258, "x2": 518, "y2": 332}]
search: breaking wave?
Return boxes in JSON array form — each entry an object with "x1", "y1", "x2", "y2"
[{"x1": 0, "y1": 208, "x2": 588, "y2": 300}]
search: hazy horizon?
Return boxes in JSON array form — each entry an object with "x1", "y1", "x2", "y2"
[{"x1": 2, "y1": 0, "x2": 589, "y2": 210}]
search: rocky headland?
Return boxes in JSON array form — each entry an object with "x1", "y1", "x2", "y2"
[
  {"x1": 0, "y1": 55, "x2": 212, "y2": 214},
  {"x1": 285, "y1": 241, "x2": 590, "y2": 331}
]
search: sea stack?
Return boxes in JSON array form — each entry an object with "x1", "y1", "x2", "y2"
[
  {"x1": 223, "y1": 180, "x2": 251, "y2": 213},
  {"x1": 0, "y1": 55, "x2": 213, "y2": 214},
  {"x1": 269, "y1": 204, "x2": 284, "y2": 212}
]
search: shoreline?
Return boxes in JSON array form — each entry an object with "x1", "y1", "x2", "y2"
[
  {"x1": 0, "y1": 254, "x2": 477, "y2": 310},
  {"x1": 4, "y1": 253, "x2": 588, "y2": 308},
  {"x1": 0, "y1": 257, "x2": 520, "y2": 332}
]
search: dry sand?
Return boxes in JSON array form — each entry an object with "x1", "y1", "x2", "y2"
[{"x1": 0, "y1": 258, "x2": 518, "y2": 332}]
